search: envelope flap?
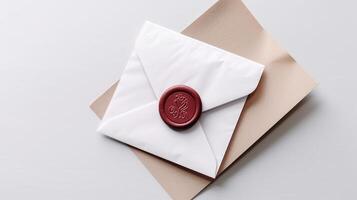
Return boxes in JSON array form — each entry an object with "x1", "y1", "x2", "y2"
[
  {"x1": 98, "y1": 101, "x2": 218, "y2": 178},
  {"x1": 135, "y1": 22, "x2": 264, "y2": 111}
]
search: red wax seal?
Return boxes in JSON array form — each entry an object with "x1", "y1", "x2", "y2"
[{"x1": 159, "y1": 85, "x2": 202, "y2": 130}]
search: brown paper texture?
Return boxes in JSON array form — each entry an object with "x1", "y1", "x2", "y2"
[{"x1": 90, "y1": 0, "x2": 316, "y2": 199}]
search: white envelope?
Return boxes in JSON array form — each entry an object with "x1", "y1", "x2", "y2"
[{"x1": 97, "y1": 21, "x2": 264, "y2": 178}]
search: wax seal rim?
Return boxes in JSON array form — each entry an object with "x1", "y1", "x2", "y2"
[{"x1": 158, "y1": 85, "x2": 202, "y2": 130}]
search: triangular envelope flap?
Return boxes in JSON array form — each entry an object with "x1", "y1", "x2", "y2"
[
  {"x1": 98, "y1": 39, "x2": 219, "y2": 177},
  {"x1": 135, "y1": 22, "x2": 264, "y2": 111},
  {"x1": 98, "y1": 101, "x2": 217, "y2": 178}
]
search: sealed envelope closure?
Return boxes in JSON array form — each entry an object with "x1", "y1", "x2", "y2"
[
  {"x1": 97, "y1": 21, "x2": 264, "y2": 178},
  {"x1": 159, "y1": 85, "x2": 202, "y2": 129}
]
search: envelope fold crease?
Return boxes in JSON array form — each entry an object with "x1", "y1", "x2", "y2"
[
  {"x1": 135, "y1": 22, "x2": 264, "y2": 111},
  {"x1": 98, "y1": 101, "x2": 217, "y2": 177}
]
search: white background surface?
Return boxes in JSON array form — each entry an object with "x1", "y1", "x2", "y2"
[{"x1": 1, "y1": 0, "x2": 356, "y2": 199}]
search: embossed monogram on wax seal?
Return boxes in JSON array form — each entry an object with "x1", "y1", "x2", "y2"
[
  {"x1": 168, "y1": 94, "x2": 189, "y2": 119},
  {"x1": 158, "y1": 85, "x2": 202, "y2": 130}
]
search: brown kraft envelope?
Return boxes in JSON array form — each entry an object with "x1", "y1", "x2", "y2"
[{"x1": 90, "y1": 0, "x2": 317, "y2": 199}]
